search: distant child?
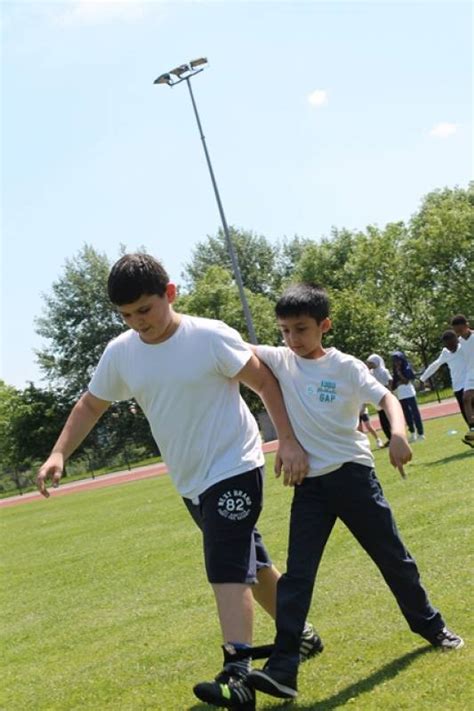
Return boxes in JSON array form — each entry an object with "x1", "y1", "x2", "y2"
[
  {"x1": 247, "y1": 283, "x2": 464, "y2": 702},
  {"x1": 450, "y1": 314, "x2": 474, "y2": 448},
  {"x1": 391, "y1": 351, "x2": 425, "y2": 442},
  {"x1": 366, "y1": 353, "x2": 393, "y2": 444},
  {"x1": 358, "y1": 404, "x2": 384, "y2": 449},
  {"x1": 420, "y1": 330, "x2": 468, "y2": 424}
]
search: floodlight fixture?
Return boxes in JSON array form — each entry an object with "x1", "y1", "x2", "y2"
[
  {"x1": 154, "y1": 73, "x2": 172, "y2": 86},
  {"x1": 190, "y1": 57, "x2": 208, "y2": 68},
  {"x1": 170, "y1": 64, "x2": 191, "y2": 77}
]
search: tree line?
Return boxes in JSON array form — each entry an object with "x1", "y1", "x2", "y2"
[{"x1": 1, "y1": 184, "x2": 473, "y2": 493}]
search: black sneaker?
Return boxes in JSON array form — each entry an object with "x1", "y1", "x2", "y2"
[
  {"x1": 247, "y1": 663, "x2": 297, "y2": 699},
  {"x1": 429, "y1": 627, "x2": 464, "y2": 650},
  {"x1": 193, "y1": 646, "x2": 255, "y2": 711},
  {"x1": 300, "y1": 623, "x2": 324, "y2": 662},
  {"x1": 193, "y1": 667, "x2": 255, "y2": 709},
  {"x1": 462, "y1": 435, "x2": 474, "y2": 449}
]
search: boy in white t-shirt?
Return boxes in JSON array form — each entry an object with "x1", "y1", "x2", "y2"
[
  {"x1": 248, "y1": 283, "x2": 464, "y2": 701},
  {"x1": 36, "y1": 255, "x2": 321, "y2": 711},
  {"x1": 420, "y1": 330, "x2": 468, "y2": 425},
  {"x1": 451, "y1": 314, "x2": 474, "y2": 448}
]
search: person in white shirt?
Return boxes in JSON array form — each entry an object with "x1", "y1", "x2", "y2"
[
  {"x1": 358, "y1": 404, "x2": 384, "y2": 449},
  {"x1": 451, "y1": 314, "x2": 474, "y2": 448},
  {"x1": 420, "y1": 330, "x2": 468, "y2": 424},
  {"x1": 366, "y1": 353, "x2": 393, "y2": 443},
  {"x1": 247, "y1": 283, "x2": 464, "y2": 702},
  {"x1": 36, "y1": 254, "x2": 321, "y2": 711}
]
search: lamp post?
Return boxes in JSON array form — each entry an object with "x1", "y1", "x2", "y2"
[{"x1": 154, "y1": 59, "x2": 258, "y2": 344}]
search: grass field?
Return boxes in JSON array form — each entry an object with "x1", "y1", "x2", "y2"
[{"x1": 2, "y1": 414, "x2": 473, "y2": 710}]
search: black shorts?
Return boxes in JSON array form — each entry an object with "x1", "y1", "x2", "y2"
[
  {"x1": 183, "y1": 467, "x2": 272, "y2": 584},
  {"x1": 359, "y1": 412, "x2": 369, "y2": 423}
]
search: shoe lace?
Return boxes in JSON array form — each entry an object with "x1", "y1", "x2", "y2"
[
  {"x1": 215, "y1": 663, "x2": 247, "y2": 685},
  {"x1": 435, "y1": 628, "x2": 456, "y2": 641}
]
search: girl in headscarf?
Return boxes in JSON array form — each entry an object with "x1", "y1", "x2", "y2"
[
  {"x1": 366, "y1": 354, "x2": 392, "y2": 444},
  {"x1": 390, "y1": 351, "x2": 425, "y2": 442}
]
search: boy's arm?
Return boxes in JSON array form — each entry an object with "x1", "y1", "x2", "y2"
[
  {"x1": 379, "y1": 392, "x2": 412, "y2": 478},
  {"x1": 36, "y1": 391, "x2": 111, "y2": 498},
  {"x1": 420, "y1": 355, "x2": 443, "y2": 383},
  {"x1": 236, "y1": 353, "x2": 309, "y2": 486}
]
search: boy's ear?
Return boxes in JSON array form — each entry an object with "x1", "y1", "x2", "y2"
[
  {"x1": 321, "y1": 317, "x2": 332, "y2": 333},
  {"x1": 166, "y1": 282, "x2": 177, "y2": 303}
]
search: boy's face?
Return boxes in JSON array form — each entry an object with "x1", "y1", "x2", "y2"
[
  {"x1": 116, "y1": 285, "x2": 177, "y2": 344},
  {"x1": 452, "y1": 323, "x2": 470, "y2": 339},
  {"x1": 443, "y1": 336, "x2": 459, "y2": 353},
  {"x1": 277, "y1": 314, "x2": 331, "y2": 359}
]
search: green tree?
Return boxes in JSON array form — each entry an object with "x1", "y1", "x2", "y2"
[
  {"x1": 292, "y1": 228, "x2": 359, "y2": 290},
  {"x1": 388, "y1": 186, "x2": 474, "y2": 369},
  {"x1": 273, "y1": 236, "x2": 313, "y2": 290},
  {"x1": 325, "y1": 289, "x2": 395, "y2": 363},
  {"x1": 36, "y1": 245, "x2": 125, "y2": 398},
  {"x1": 35, "y1": 245, "x2": 158, "y2": 463},
  {"x1": 406, "y1": 185, "x2": 474, "y2": 324},
  {"x1": 6, "y1": 384, "x2": 71, "y2": 464},
  {"x1": 0, "y1": 381, "x2": 20, "y2": 476},
  {"x1": 183, "y1": 227, "x2": 279, "y2": 296},
  {"x1": 177, "y1": 265, "x2": 278, "y2": 346}
]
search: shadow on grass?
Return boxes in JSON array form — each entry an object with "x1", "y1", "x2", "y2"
[
  {"x1": 427, "y1": 450, "x2": 474, "y2": 465},
  {"x1": 187, "y1": 645, "x2": 432, "y2": 711},
  {"x1": 285, "y1": 645, "x2": 431, "y2": 710}
]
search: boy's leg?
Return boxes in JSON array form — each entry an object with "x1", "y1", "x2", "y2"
[
  {"x1": 188, "y1": 468, "x2": 264, "y2": 709},
  {"x1": 249, "y1": 477, "x2": 335, "y2": 698},
  {"x1": 454, "y1": 389, "x2": 468, "y2": 425},
  {"x1": 213, "y1": 583, "x2": 254, "y2": 643},
  {"x1": 337, "y1": 464, "x2": 445, "y2": 639},
  {"x1": 400, "y1": 398, "x2": 415, "y2": 434},
  {"x1": 252, "y1": 562, "x2": 324, "y2": 662},
  {"x1": 410, "y1": 397, "x2": 424, "y2": 436},
  {"x1": 462, "y1": 386, "x2": 474, "y2": 438},
  {"x1": 252, "y1": 564, "x2": 279, "y2": 618},
  {"x1": 378, "y1": 408, "x2": 392, "y2": 441}
]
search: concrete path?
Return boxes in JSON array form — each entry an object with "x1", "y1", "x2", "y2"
[{"x1": 0, "y1": 397, "x2": 464, "y2": 509}]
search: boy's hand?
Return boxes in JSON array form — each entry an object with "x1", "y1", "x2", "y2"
[
  {"x1": 36, "y1": 453, "x2": 64, "y2": 498},
  {"x1": 388, "y1": 433, "x2": 412, "y2": 479},
  {"x1": 275, "y1": 439, "x2": 309, "y2": 486}
]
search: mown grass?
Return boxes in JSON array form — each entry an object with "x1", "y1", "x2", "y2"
[{"x1": 1, "y1": 414, "x2": 472, "y2": 710}]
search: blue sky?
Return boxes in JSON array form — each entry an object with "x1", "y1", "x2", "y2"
[{"x1": 1, "y1": 0, "x2": 472, "y2": 389}]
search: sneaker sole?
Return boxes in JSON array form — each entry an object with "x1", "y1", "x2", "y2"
[
  {"x1": 462, "y1": 437, "x2": 474, "y2": 449},
  {"x1": 432, "y1": 639, "x2": 465, "y2": 651},
  {"x1": 247, "y1": 670, "x2": 297, "y2": 699},
  {"x1": 193, "y1": 683, "x2": 255, "y2": 710}
]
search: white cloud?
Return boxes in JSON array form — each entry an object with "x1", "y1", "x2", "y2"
[
  {"x1": 307, "y1": 89, "x2": 328, "y2": 107},
  {"x1": 55, "y1": 0, "x2": 148, "y2": 26},
  {"x1": 429, "y1": 122, "x2": 458, "y2": 138}
]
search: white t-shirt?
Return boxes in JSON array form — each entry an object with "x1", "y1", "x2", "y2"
[
  {"x1": 88, "y1": 315, "x2": 264, "y2": 500},
  {"x1": 420, "y1": 346, "x2": 467, "y2": 392},
  {"x1": 255, "y1": 346, "x2": 388, "y2": 477},
  {"x1": 395, "y1": 382, "x2": 417, "y2": 400}
]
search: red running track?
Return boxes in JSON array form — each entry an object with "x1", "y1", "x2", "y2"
[{"x1": 0, "y1": 398, "x2": 464, "y2": 509}]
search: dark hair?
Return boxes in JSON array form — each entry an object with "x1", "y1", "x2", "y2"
[
  {"x1": 441, "y1": 329, "x2": 457, "y2": 342},
  {"x1": 450, "y1": 314, "x2": 468, "y2": 326},
  {"x1": 108, "y1": 253, "x2": 169, "y2": 305},
  {"x1": 275, "y1": 283, "x2": 329, "y2": 324}
]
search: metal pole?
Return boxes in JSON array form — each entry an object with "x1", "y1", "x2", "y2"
[{"x1": 184, "y1": 77, "x2": 258, "y2": 344}]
